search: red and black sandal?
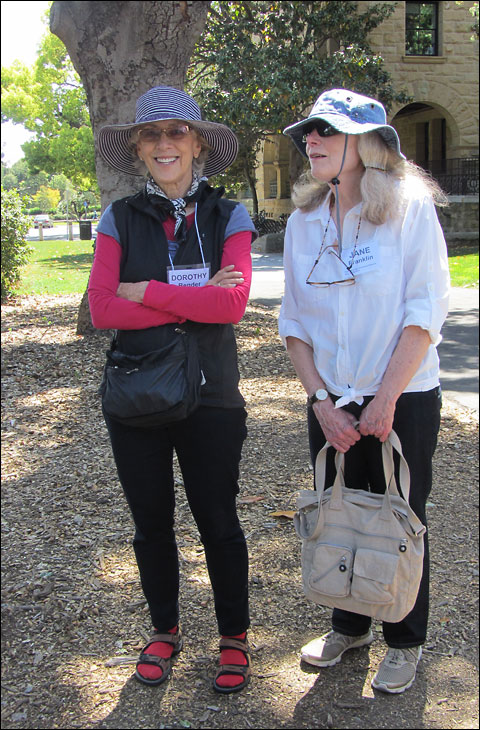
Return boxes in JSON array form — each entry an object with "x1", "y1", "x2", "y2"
[
  {"x1": 213, "y1": 636, "x2": 252, "y2": 694},
  {"x1": 135, "y1": 627, "x2": 183, "y2": 687}
]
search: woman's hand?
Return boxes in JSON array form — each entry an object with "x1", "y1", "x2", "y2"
[
  {"x1": 314, "y1": 399, "x2": 361, "y2": 453},
  {"x1": 207, "y1": 264, "x2": 244, "y2": 288},
  {"x1": 358, "y1": 394, "x2": 396, "y2": 442},
  {"x1": 116, "y1": 281, "x2": 149, "y2": 303},
  {"x1": 357, "y1": 326, "x2": 431, "y2": 442}
]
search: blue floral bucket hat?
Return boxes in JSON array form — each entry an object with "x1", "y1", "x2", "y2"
[{"x1": 283, "y1": 88, "x2": 404, "y2": 159}]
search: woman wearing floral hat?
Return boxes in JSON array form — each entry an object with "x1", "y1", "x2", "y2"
[
  {"x1": 89, "y1": 86, "x2": 256, "y2": 693},
  {"x1": 279, "y1": 89, "x2": 450, "y2": 693}
]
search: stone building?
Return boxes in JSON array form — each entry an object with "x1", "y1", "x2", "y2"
[{"x1": 245, "y1": 0, "x2": 479, "y2": 222}]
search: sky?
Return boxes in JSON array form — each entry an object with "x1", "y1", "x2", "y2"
[{"x1": 1, "y1": 0, "x2": 52, "y2": 166}]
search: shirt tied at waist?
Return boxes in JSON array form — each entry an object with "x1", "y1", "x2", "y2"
[{"x1": 334, "y1": 387, "x2": 365, "y2": 409}]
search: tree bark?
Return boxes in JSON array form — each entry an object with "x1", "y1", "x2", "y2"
[
  {"x1": 244, "y1": 163, "x2": 259, "y2": 217},
  {"x1": 50, "y1": 1, "x2": 210, "y2": 334},
  {"x1": 289, "y1": 146, "x2": 306, "y2": 190}
]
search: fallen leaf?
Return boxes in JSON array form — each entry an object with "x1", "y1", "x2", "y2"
[
  {"x1": 238, "y1": 495, "x2": 265, "y2": 504},
  {"x1": 270, "y1": 510, "x2": 296, "y2": 519}
]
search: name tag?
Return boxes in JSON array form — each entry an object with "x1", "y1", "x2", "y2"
[
  {"x1": 167, "y1": 263, "x2": 211, "y2": 287},
  {"x1": 342, "y1": 241, "x2": 379, "y2": 275}
]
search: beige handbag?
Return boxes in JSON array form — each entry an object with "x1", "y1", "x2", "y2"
[{"x1": 294, "y1": 431, "x2": 426, "y2": 622}]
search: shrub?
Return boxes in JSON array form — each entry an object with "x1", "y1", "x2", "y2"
[{"x1": 1, "y1": 186, "x2": 33, "y2": 301}]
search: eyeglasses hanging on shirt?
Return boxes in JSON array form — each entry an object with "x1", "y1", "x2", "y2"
[
  {"x1": 306, "y1": 246, "x2": 356, "y2": 287},
  {"x1": 306, "y1": 213, "x2": 362, "y2": 288}
]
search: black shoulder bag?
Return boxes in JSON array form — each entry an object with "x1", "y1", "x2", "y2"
[{"x1": 100, "y1": 327, "x2": 203, "y2": 428}]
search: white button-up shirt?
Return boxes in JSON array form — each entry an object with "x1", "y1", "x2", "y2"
[{"x1": 278, "y1": 187, "x2": 450, "y2": 407}]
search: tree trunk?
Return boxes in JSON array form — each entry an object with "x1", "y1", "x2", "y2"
[
  {"x1": 289, "y1": 145, "x2": 306, "y2": 190},
  {"x1": 50, "y1": 1, "x2": 210, "y2": 333},
  {"x1": 244, "y1": 163, "x2": 259, "y2": 217}
]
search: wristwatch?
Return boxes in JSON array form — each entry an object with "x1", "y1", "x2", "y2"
[{"x1": 307, "y1": 388, "x2": 329, "y2": 406}]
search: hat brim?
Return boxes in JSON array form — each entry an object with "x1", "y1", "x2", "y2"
[
  {"x1": 284, "y1": 113, "x2": 404, "y2": 159},
  {"x1": 97, "y1": 118, "x2": 239, "y2": 178}
]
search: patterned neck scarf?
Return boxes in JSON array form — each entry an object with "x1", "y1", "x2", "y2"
[{"x1": 146, "y1": 172, "x2": 208, "y2": 243}]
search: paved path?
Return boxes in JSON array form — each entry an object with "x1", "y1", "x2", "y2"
[
  {"x1": 250, "y1": 252, "x2": 479, "y2": 415},
  {"x1": 27, "y1": 223, "x2": 95, "y2": 241}
]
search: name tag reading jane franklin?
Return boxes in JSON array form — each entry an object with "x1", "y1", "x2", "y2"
[{"x1": 342, "y1": 240, "x2": 379, "y2": 276}]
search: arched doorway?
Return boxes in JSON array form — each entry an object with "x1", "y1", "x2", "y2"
[
  {"x1": 392, "y1": 102, "x2": 447, "y2": 168},
  {"x1": 392, "y1": 102, "x2": 478, "y2": 194}
]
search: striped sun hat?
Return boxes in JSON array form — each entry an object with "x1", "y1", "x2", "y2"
[{"x1": 97, "y1": 86, "x2": 239, "y2": 178}]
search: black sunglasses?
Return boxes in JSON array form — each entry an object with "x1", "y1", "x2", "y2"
[{"x1": 302, "y1": 122, "x2": 339, "y2": 142}]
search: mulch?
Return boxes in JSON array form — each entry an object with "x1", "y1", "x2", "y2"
[{"x1": 1, "y1": 295, "x2": 478, "y2": 729}]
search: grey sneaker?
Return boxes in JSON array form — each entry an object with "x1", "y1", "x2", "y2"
[
  {"x1": 372, "y1": 646, "x2": 422, "y2": 694},
  {"x1": 300, "y1": 629, "x2": 374, "y2": 667}
]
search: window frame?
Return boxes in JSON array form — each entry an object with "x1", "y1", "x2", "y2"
[{"x1": 405, "y1": 1, "x2": 440, "y2": 57}]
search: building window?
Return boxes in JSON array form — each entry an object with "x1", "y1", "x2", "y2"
[{"x1": 405, "y1": 2, "x2": 439, "y2": 56}]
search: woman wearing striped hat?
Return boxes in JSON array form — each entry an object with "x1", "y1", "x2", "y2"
[{"x1": 89, "y1": 86, "x2": 256, "y2": 693}]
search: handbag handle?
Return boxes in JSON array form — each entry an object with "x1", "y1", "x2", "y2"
[
  {"x1": 306, "y1": 430, "x2": 411, "y2": 540},
  {"x1": 381, "y1": 429, "x2": 411, "y2": 502}
]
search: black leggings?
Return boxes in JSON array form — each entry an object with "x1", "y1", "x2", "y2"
[
  {"x1": 307, "y1": 387, "x2": 442, "y2": 647},
  {"x1": 104, "y1": 406, "x2": 250, "y2": 636}
]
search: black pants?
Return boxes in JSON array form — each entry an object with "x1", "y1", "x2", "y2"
[
  {"x1": 104, "y1": 405, "x2": 250, "y2": 636},
  {"x1": 307, "y1": 387, "x2": 442, "y2": 648}
]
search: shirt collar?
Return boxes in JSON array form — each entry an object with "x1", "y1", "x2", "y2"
[{"x1": 305, "y1": 190, "x2": 362, "y2": 223}]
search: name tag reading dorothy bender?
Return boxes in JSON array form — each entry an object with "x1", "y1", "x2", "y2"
[{"x1": 167, "y1": 262, "x2": 211, "y2": 287}]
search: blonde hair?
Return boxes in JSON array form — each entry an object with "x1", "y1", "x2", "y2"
[
  {"x1": 128, "y1": 125, "x2": 211, "y2": 178},
  {"x1": 291, "y1": 131, "x2": 448, "y2": 224}
]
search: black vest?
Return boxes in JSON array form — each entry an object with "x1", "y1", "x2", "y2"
[{"x1": 110, "y1": 185, "x2": 245, "y2": 409}]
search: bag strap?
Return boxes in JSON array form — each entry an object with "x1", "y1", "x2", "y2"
[
  {"x1": 306, "y1": 441, "x2": 331, "y2": 539},
  {"x1": 382, "y1": 429, "x2": 411, "y2": 502},
  {"x1": 308, "y1": 430, "x2": 412, "y2": 539}
]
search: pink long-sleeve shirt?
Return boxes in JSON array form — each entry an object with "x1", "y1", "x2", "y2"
[{"x1": 88, "y1": 213, "x2": 253, "y2": 330}]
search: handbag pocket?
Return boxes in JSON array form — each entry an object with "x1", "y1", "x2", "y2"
[
  {"x1": 351, "y1": 548, "x2": 399, "y2": 605},
  {"x1": 308, "y1": 544, "x2": 353, "y2": 597}
]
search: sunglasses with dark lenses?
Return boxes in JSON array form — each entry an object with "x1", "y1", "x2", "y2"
[
  {"x1": 302, "y1": 122, "x2": 339, "y2": 142},
  {"x1": 138, "y1": 124, "x2": 191, "y2": 143}
]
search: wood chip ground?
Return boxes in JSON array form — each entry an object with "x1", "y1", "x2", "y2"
[{"x1": 1, "y1": 295, "x2": 478, "y2": 729}]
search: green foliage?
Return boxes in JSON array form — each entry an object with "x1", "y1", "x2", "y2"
[
  {"x1": 456, "y1": 1, "x2": 479, "y2": 40},
  {"x1": 1, "y1": 25, "x2": 96, "y2": 188},
  {"x1": 33, "y1": 185, "x2": 61, "y2": 212},
  {"x1": 188, "y1": 1, "x2": 411, "y2": 203},
  {"x1": 1, "y1": 161, "x2": 100, "y2": 220},
  {"x1": 1, "y1": 160, "x2": 48, "y2": 198},
  {"x1": 1, "y1": 186, "x2": 33, "y2": 300}
]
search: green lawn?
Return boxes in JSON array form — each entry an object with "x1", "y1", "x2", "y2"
[
  {"x1": 448, "y1": 253, "x2": 478, "y2": 288},
  {"x1": 15, "y1": 238, "x2": 479, "y2": 296},
  {"x1": 17, "y1": 239, "x2": 95, "y2": 295}
]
